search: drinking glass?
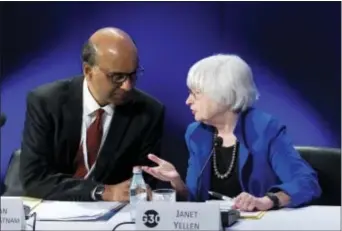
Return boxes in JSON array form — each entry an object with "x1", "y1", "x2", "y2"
[{"x1": 152, "y1": 189, "x2": 176, "y2": 202}]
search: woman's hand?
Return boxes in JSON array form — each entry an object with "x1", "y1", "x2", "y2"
[
  {"x1": 233, "y1": 192, "x2": 274, "y2": 211},
  {"x1": 141, "y1": 154, "x2": 180, "y2": 182}
]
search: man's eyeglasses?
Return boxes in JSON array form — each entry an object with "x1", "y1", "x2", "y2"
[{"x1": 97, "y1": 65, "x2": 144, "y2": 84}]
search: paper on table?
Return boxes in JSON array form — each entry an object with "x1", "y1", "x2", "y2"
[
  {"x1": 22, "y1": 197, "x2": 43, "y2": 211},
  {"x1": 34, "y1": 201, "x2": 125, "y2": 221},
  {"x1": 206, "y1": 200, "x2": 266, "y2": 219}
]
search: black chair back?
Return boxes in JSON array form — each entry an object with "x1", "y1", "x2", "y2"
[
  {"x1": 296, "y1": 146, "x2": 341, "y2": 206},
  {"x1": 2, "y1": 149, "x2": 24, "y2": 196}
]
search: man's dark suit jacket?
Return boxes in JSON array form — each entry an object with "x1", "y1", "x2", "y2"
[{"x1": 19, "y1": 76, "x2": 165, "y2": 201}]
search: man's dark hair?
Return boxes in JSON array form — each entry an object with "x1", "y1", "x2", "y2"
[{"x1": 81, "y1": 40, "x2": 97, "y2": 66}]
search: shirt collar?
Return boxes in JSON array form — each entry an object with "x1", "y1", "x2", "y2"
[{"x1": 83, "y1": 79, "x2": 114, "y2": 116}]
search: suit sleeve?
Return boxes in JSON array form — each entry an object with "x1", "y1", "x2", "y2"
[
  {"x1": 138, "y1": 105, "x2": 165, "y2": 189},
  {"x1": 267, "y1": 119, "x2": 322, "y2": 207},
  {"x1": 184, "y1": 124, "x2": 199, "y2": 201},
  {"x1": 184, "y1": 148, "x2": 198, "y2": 201},
  {"x1": 20, "y1": 91, "x2": 98, "y2": 201}
]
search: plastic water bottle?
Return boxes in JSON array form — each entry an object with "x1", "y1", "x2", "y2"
[{"x1": 130, "y1": 166, "x2": 147, "y2": 221}]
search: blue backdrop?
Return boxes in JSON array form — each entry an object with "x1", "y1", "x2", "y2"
[{"x1": 1, "y1": 2, "x2": 340, "y2": 181}]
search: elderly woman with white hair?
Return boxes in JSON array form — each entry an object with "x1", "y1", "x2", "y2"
[{"x1": 142, "y1": 54, "x2": 321, "y2": 211}]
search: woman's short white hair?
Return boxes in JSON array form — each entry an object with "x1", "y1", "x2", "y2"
[{"x1": 187, "y1": 54, "x2": 260, "y2": 112}]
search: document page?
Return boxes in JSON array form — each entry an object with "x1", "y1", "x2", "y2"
[
  {"x1": 22, "y1": 197, "x2": 42, "y2": 211},
  {"x1": 33, "y1": 201, "x2": 125, "y2": 221}
]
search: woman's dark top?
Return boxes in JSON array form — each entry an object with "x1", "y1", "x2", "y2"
[{"x1": 210, "y1": 142, "x2": 242, "y2": 199}]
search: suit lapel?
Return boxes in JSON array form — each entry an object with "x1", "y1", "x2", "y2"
[
  {"x1": 234, "y1": 108, "x2": 253, "y2": 192},
  {"x1": 61, "y1": 77, "x2": 83, "y2": 166},
  {"x1": 237, "y1": 141, "x2": 249, "y2": 191},
  {"x1": 94, "y1": 102, "x2": 134, "y2": 179}
]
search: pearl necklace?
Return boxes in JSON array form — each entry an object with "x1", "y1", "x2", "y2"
[{"x1": 212, "y1": 132, "x2": 237, "y2": 179}]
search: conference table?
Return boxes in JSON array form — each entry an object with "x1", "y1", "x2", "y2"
[{"x1": 27, "y1": 204, "x2": 340, "y2": 231}]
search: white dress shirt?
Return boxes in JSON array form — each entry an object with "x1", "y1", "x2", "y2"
[{"x1": 81, "y1": 79, "x2": 114, "y2": 178}]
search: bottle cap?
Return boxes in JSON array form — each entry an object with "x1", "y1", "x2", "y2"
[{"x1": 133, "y1": 166, "x2": 142, "y2": 173}]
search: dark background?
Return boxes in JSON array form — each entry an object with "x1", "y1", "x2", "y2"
[{"x1": 0, "y1": 2, "x2": 340, "y2": 182}]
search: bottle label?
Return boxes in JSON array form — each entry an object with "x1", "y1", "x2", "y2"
[{"x1": 136, "y1": 193, "x2": 147, "y2": 201}]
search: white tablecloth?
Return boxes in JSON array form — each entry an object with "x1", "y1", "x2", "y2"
[
  {"x1": 27, "y1": 205, "x2": 340, "y2": 231},
  {"x1": 229, "y1": 206, "x2": 340, "y2": 230}
]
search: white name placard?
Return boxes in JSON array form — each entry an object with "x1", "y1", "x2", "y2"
[
  {"x1": 0, "y1": 197, "x2": 26, "y2": 230},
  {"x1": 135, "y1": 202, "x2": 221, "y2": 230}
]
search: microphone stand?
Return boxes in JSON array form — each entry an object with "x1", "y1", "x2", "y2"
[{"x1": 195, "y1": 136, "x2": 223, "y2": 202}]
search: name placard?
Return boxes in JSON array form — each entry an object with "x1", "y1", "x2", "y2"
[
  {"x1": 135, "y1": 202, "x2": 221, "y2": 230},
  {"x1": 0, "y1": 197, "x2": 26, "y2": 230}
]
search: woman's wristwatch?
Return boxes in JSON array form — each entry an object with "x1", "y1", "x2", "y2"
[{"x1": 266, "y1": 192, "x2": 280, "y2": 209}]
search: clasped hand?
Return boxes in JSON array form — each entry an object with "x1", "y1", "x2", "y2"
[{"x1": 232, "y1": 192, "x2": 274, "y2": 211}]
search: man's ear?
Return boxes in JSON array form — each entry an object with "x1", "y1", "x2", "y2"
[{"x1": 83, "y1": 63, "x2": 93, "y2": 79}]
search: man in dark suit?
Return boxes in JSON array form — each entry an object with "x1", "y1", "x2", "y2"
[{"x1": 19, "y1": 27, "x2": 165, "y2": 201}]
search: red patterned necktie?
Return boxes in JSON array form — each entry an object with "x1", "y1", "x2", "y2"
[{"x1": 74, "y1": 108, "x2": 104, "y2": 178}]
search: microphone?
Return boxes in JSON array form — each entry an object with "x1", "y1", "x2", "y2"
[
  {"x1": 215, "y1": 136, "x2": 223, "y2": 147},
  {"x1": 0, "y1": 113, "x2": 6, "y2": 128},
  {"x1": 195, "y1": 136, "x2": 223, "y2": 201}
]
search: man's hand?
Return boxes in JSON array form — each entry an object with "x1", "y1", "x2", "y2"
[
  {"x1": 102, "y1": 179, "x2": 131, "y2": 202},
  {"x1": 146, "y1": 184, "x2": 152, "y2": 201},
  {"x1": 233, "y1": 192, "x2": 274, "y2": 211}
]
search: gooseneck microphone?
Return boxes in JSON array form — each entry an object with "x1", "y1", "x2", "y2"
[
  {"x1": 214, "y1": 136, "x2": 223, "y2": 147},
  {"x1": 195, "y1": 136, "x2": 223, "y2": 201},
  {"x1": 0, "y1": 113, "x2": 7, "y2": 128}
]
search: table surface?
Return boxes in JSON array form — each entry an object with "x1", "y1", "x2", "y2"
[{"x1": 27, "y1": 204, "x2": 341, "y2": 231}]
